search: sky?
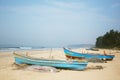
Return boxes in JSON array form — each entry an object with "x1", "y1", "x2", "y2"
[{"x1": 0, "y1": 0, "x2": 120, "y2": 47}]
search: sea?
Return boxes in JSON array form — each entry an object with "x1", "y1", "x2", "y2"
[
  {"x1": 0, "y1": 46, "x2": 48, "y2": 52},
  {"x1": 0, "y1": 44, "x2": 95, "y2": 52}
]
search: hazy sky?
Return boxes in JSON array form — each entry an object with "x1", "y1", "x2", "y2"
[{"x1": 0, "y1": 0, "x2": 120, "y2": 47}]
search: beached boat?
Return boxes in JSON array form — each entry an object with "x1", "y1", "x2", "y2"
[
  {"x1": 13, "y1": 53, "x2": 88, "y2": 70},
  {"x1": 63, "y1": 48, "x2": 115, "y2": 61}
]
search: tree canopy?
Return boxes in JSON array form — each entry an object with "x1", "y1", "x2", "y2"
[{"x1": 95, "y1": 29, "x2": 120, "y2": 49}]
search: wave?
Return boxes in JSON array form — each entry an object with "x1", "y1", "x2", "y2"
[{"x1": 19, "y1": 47, "x2": 32, "y2": 50}]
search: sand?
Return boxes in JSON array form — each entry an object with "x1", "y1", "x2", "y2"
[{"x1": 0, "y1": 48, "x2": 120, "y2": 80}]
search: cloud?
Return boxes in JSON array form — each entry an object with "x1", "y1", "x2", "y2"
[
  {"x1": 0, "y1": 1, "x2": 99, "y2": 16},
  {"x1": 0, "y1": 0, "x2": 119, "y2": 26},
  {"x1": 0, "y1": 0, "x2": 120, "y2": 46},
  {"x1": 50, "y1": 1, "x2": 88, "y2": 10}
]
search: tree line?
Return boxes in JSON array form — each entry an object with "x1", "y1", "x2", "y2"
[{"x1": 95, "y1": 29, "x2": 120, "y2": 49}]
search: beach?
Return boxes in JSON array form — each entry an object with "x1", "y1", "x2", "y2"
[{"x1": 0, "y1": 48, "x2": 120, "y2": 80}]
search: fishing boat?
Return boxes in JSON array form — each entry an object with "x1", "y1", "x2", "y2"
[
  {"x1": 63, "y1": 48, "x2": 115, "y2": 61},
  {"x1": 13, "y1": 53, "x2": 88, "y2": 71}
]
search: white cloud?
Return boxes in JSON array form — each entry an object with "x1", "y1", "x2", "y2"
[
  {"x1": 51, "y1": 1, "x2": 88, "y2": 10},
  {"x1": 0, "y1": 1, "x2": 120, "y2": 45},
  {"x1": 0, "y1": 1, "x2": 98, "y2": 16},
  {"x1": 1, "y1": 1, "x2": 119, "y2": 27}
]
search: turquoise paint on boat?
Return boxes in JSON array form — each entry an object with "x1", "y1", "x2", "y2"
[
  {"x1": 64, "y1": 48, "x2": 115, "y2": 60},
  {"x1": 13, "y1": 53, "x2": 88, "y2": 71}
]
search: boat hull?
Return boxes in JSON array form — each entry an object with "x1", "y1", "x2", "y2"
[
  {"x1": 64, "y1": 48, "x2": 115, "y2": 61},
  {"x1": 13, "y1": 53, "x2": 88, "y2": 70}
]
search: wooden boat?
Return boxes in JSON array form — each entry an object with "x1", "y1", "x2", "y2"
[
  {"x1": 13, "y1": 53, "x2": 88, "y2": 71},
  {"x1": 63, "y1": 48, "x2": 115, "y2": 61}
]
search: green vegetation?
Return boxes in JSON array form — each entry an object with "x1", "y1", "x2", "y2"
[{"x1": 96, "y1": 29, "x2": 120, "y2": 49}]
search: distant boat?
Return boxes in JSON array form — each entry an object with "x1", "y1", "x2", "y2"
[
  {"x1": 13, "y1": 53, "x2": 88, "y2": 71},
  {"x1": 86, "y1": 48, "x2": 99, "y2": 51},
  {"x1": 63, "y1": 48, "x2": 115, "y2": 61}
]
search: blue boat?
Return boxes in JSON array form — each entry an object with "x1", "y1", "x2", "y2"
[
  {"x1": 13, "y1": 53, "x2": 88, "y2": 71},
  {"x1": 64, "y1": 48, "x2": 115, "y2": 61}
]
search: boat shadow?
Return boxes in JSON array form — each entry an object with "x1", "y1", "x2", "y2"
[
  {"x1": 12, "y1": 63, "x2": 60, "y2": 72},
  {"x1": 12, "y1": 63, "x2": 29, "y2": 70},
  {"x1": 86, "y1": 65, "x2": 104, "y2": 71},
  {"x1": 11, "y1": 63, "x2": 104, "y2": 72}
]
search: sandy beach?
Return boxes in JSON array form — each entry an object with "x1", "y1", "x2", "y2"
[{"x1": 0, "y1": 48, "x2": 120, "y2": 80}]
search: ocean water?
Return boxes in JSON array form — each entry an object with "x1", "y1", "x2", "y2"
[
  {"x1": 0, "y1": 47, "x2": 19, "y2": 52},
  {"x1": 0, "y1": 44, "x2": 95, "y2": 52},
  {"x1": 0, "y1": 46, "x2": 46, "y2": 52}
]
